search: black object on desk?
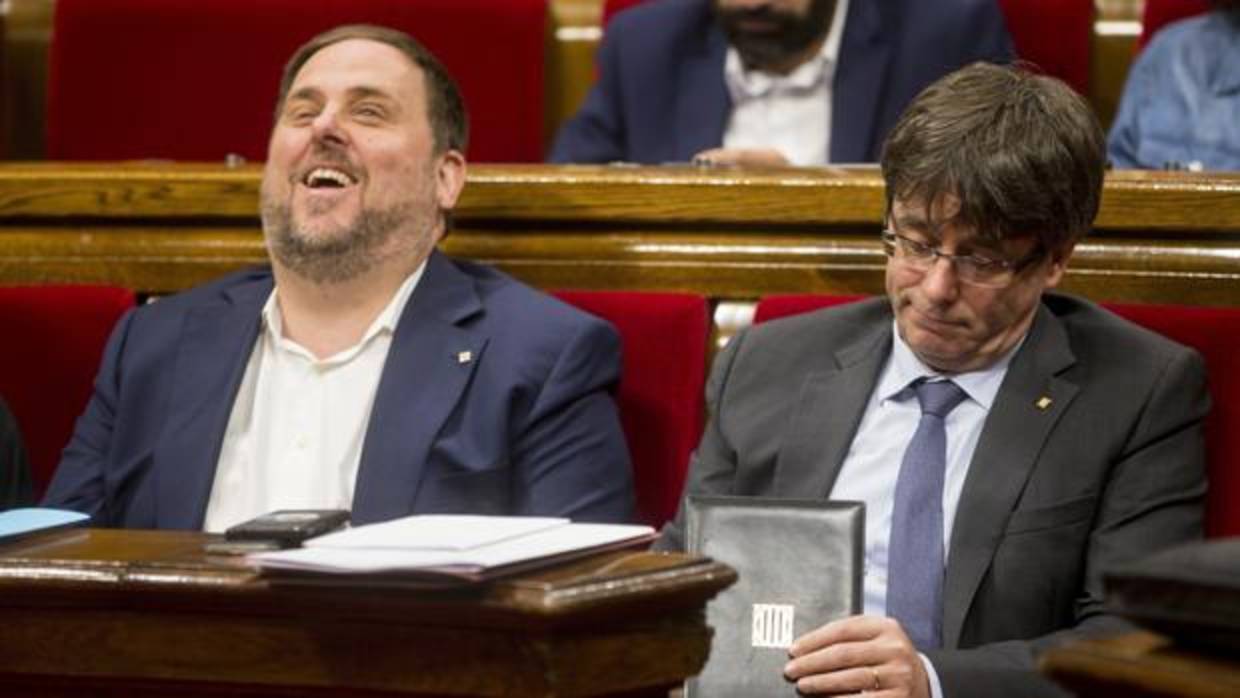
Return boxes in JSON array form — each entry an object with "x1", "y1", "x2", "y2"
[{"x1": 684, "y1": 496, "x2": 864, "y2": 698}]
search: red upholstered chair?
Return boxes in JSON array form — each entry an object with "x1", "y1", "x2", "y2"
[
  {"x1": 1137, "y1": 0, "x2": 1212, "y2": 50},
  {"x1": 1102, "y1": 303, "x2": 1240, "y2": 538},
  {"x1": 554, "y1": 291, "x2": 710, "y2": 527},
  {"x1": 602, "y1": 0, "x2": 648, "y2": 26},
  {"x1": 754, "y1": 294, "x2": 1240, "y2": 538},
  {"x1": 996, "y1": 0, "x2": 1094, "y2": 95},
  {"x1": 47, "y1": 0, "x2": 548, "y2": 163},
  {"x1": 753, "y1": 293, "x2": 867, "y2": 325},
  {"x1": 0, "y1": 285, "x2": 135, "y2": 496}
]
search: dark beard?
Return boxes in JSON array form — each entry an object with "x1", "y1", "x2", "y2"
[
  {"x1": 717, "y1": 0, "x2": 837, "y2": 71},
  {"x1": 261, "y1": 199, "x2": 413, "y2": 285}
]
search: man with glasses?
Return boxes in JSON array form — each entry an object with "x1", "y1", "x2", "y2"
[{"x1": 659, "y1": 62, "x2": 1207, "y2": 697}]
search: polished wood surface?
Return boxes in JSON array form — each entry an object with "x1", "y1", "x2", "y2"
[
  {"x1": 1, "y1": 163, "x2": 1239, "y2": 309},
  {"x1": 0, "y1": 528, "x2": 735, "y2": 697},
  {"x1": 1041, "y1": 631, "x2": 1240, "y2": 698}
]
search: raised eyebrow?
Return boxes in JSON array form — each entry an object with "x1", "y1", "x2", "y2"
[
  {"x1": 283, "y1": 88, "x2": 323, "y2": 112},
  {"x1": 346, "y1": 86, "x2": 399, "y2": 107},
  {"x1": 891, "y1": 213, "x2": 934, "y2": 236}
]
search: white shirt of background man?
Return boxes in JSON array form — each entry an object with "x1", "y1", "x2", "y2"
[
  {"x1": 722, "y1": 0, "x2": 849, "y2": 166},
  {"x1": 203, "y1": 262, "x2": 426, "y2": 532}
]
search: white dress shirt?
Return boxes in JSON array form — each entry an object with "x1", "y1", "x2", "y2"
[
  {"x1": 203, "y1": 263, "x2": 425, "y2": 532},
  {"x1": 722, "y1": 0, "x2": 849, "y2": 166}
]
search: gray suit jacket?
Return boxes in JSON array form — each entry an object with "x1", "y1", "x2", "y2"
[{"x1": 659, "y1": 294, "x2": 1208, "y2": 697}]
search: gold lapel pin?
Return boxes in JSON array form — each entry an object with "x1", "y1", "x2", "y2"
[
  {"x1": 457, "y1": 350, "x2": 472, "y2": 364},
  {"x1": 1035, "y1": 396, "x2": 1053, "y2": 411}
]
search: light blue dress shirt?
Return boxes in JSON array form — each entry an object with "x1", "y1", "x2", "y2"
[
  {"x1": 1108, "y1": 11, "x2": 1240, "y2": 171},
  {"x1": 830, "y1": 322, "x2": 1020, "y2": 698}
]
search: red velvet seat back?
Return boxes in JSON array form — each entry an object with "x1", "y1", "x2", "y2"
[
  {"x1": 602, "y1": 0, "x2": 646, "y2": 26},
  {"x1": 753, "y1": 293, "x2": 867, "y2": 324},
  {"x1": 48, "y1": 0, "x2": 548, "y2": 163},
  {"x1": 755, "y1": 294, "x2": 1240, "y2": 538},
  {"x1": 1138, "y1": 0, "x2": 1211, "y2": 50},
  {"x1": 555, "y1": 291, "x2": 710, "y2": 527},
  {"x1": 0, "y1": 286, "x2": 135, "y2": 496},
  {"x1": 1103, "y1": 303, "x2": 1240, "y2": 537},
  {"x1": 996, "y1": 0, "x2": 1094, "y2": 95}
]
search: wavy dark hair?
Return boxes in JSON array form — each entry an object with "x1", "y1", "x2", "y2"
[{"x1": 880, "y1": 62, "x2": 1105, "y2": 259}]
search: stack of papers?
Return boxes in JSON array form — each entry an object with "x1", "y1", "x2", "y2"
[
  {"x1": 0, "y1": 508, "x2": 89, "y2": 541},
  {"x1": 250, "y1": 515, "x2": 656, "y2": 581}
]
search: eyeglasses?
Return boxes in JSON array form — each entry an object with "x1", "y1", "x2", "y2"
[{"x1": 881, "y1": 230, "x2": 1044, "y2": 288}]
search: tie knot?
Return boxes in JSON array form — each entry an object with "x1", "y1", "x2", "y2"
[{"x1": 913, "y1": 379, "x2": 967, "y2": 418}]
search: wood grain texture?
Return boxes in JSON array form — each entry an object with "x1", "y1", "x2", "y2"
[
  {"x1": 0, "y1": 529, "x2": 734, "y2": 697},
  {"x1": 1040, "y1": 631, "x2": 1240, "y2": 698},
  {"x1": 0, "y1": 164, "x2": 1238, "y2": 307}
]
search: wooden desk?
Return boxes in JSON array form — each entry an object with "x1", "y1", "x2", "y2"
[
  {"x1": 0, "y1": 528, "x2": 736, "y2": 697},
  {"x1": 1040, "y1": 632, "x2": 1240, "y2": 698}
]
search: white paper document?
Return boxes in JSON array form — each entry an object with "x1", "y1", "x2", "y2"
[
  {"x1": 249, "y1": 515, "x2": 655, "y2": 577},
  {"x1": 307, "y1": 514, "x2": 568, "y2": 551},
  {"x1": 0, "y1": 508, "x2": 89, "y2": 541}
]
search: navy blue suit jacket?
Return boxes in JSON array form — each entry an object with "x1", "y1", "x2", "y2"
[
  {"x1": 549, "y1": 0, "x2": 1013, "y2": 164},
  {"x1": 44, "y1": 252, "x2": 635, "y2": 528}
]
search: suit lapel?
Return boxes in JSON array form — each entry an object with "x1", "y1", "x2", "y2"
[
  {"x1": 830, "y1": 0, "x2": 892, "y2": 162},
  {"x1": 675, "y1": 23, "x2": 731, "y2": 159},
  {"x1": 941, "y1": 304, "x2": 1079, "y2": 647},
  {"x1": 774, "y1": 313, "x2": 891, "y2": 498},
  {"x1": 153, "y1": 273, "x2": 270, "y2": 529},
  {"x1": 350, "y1": 252, "x2": 487, "y2": 525}
]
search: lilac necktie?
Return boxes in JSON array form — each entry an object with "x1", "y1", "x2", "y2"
[{"x1": 886, "y1": 378, "x2": 967, "y2": 650}]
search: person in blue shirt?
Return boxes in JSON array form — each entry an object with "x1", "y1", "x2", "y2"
[{"x1": 1108, "y1": 1, "x2": 1240, "y2": 170}]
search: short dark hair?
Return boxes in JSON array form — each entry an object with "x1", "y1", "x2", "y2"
[
  {"x1": 275, "y1": 24, "x2": 469, "y2": 154},
  {"x1": 880, "y1": 62, "x2": 1105, "y2": 257}
]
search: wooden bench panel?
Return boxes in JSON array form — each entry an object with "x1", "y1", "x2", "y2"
[{"x1": 0, "y1": 164, "x2": 1238, "y2": 308}]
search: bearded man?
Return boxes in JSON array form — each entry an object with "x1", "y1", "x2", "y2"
[
  {"x1": 549, "y1": 0, "x2": 1013, "y2": 166},
  {"x1": 44, "y1": 25, "x2": 635, "y2": 530}
]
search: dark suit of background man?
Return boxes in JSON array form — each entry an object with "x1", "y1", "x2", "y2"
[
  {"x1": 1, "y1": 397, "x2": 33, "y2": 509},
  {"x1": 659, "y1": 62, "x2": 1208, "y2": 698},
  {"x1": 43, "y1": 24, "x2": 634, "y2": 530},
  {"x1": 549, "y1": 0, "x2": 1013, "y2": 167}
]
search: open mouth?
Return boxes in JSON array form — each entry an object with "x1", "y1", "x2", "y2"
[{"x1": 301, "y1": 167, "x2": 357, "y2": 190}]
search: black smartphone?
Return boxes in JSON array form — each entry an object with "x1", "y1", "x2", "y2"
[{"x1": 223, "y1": 509, "x2": 351, "y2": 548}]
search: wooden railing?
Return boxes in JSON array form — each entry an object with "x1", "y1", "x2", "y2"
[{"x1": 1, "y1": 163, "x2": 1239, "y2": 309}]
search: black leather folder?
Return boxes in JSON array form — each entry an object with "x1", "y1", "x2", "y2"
[
  {"x1": 1105, "y1": 537, "x2": 1240, "y2": 655},
  {"x1": 685, "y1": 496, "x2": 864, "y2": 698}
]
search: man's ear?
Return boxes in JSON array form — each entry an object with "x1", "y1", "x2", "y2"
[
  {"x1": 1044, "y1": 242, "x2": 1076, "y2": 288},
  {"x1": 434, "y1": 149, "x2": 467, "y2": 211}
]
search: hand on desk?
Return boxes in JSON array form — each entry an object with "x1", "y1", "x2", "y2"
[
  {"x1": 691, "y1": 147, "x2": 790, "y2": 168},
  {"x1": 784, "y1": 615, "x2": 931, "y2": 698}
]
